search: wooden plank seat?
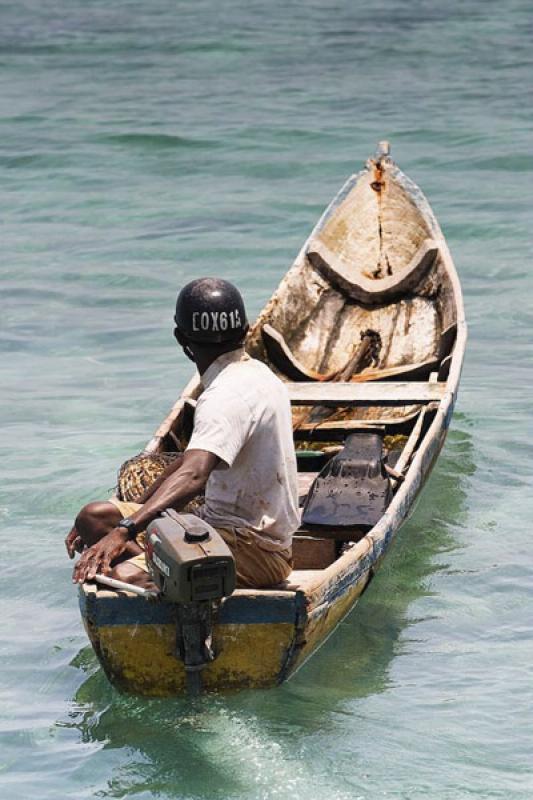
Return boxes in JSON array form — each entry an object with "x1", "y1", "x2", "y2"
[
  {"x1": 262, "y1": 323, "x2": 441, "y2": 383},
  {"x1": 294, "y1": 420, "x2": 389, "y2": 442},
  {"x1": 278, "y1": 569, "x2": 325, "y2": 593},
  {"x1": 306, "y1": 237, "x2": 439, "y2": 304},
  {"x1": 288, "y1": 381, "x2": 446, "y2": 406}
]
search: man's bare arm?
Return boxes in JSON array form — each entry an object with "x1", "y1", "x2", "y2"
[
  {"x1": 127, "y1": 449, "x2": 218, "y2": 530},
  {"x1": 72, "y1": 449, "x2": 219, "y2": 583},
  {"x1": 136, "y1": 453, "x2": 185, "y2": 504}
]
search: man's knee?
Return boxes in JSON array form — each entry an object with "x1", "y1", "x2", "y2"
[
  {"x1": 76, "y1": 501, "x2": 121, "y2": 545},
  {"x1": 110, "y1": 560, "x2": 154, "y2": 589},
  {"x1": 109, "y1": 561, "x2": 138, "y2": 582}
]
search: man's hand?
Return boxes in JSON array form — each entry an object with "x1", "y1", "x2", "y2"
[
  {"x1": 65, "y1": 526, "x2": 84, "y2": 559},
  {"x1": 69, "y1": 449, "x2": 218, "y2": 584},
  {"x1": 72, "y1": 528, "x2": 129, "y2": 584}
]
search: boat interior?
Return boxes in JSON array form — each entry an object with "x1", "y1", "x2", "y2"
[{"x1": 161, "y1": 396, "x2": 443, "y2": 578}]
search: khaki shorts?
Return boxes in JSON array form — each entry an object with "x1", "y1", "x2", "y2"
[{"x1": 108, "y1": 497, "x2": 292, "y2": 589}]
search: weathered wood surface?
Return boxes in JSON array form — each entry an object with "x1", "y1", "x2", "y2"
[
  {"x1": 245, "y1": 152, "x2": 461, "y2": 394},
  {"x1": 292, "y1": 536, "x2": 337, "y2": 570},
  {"x1": 262, "y1": 322, "x2": 441, "y2": 384},
  {"x1": 294, "y1": 419, "x2": 387, "y2": 435},
  {"x1": 388, "y1": 407, "x2": 427, "y2": 489},
  {"x1": 288, "y1": 381, "x2": 446, "y2": 406},
  {"x1": 307, "y1": 237, "x2": 439, "y2": 304}
]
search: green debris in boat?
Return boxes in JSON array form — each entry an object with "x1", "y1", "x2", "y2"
[{"x1": 383, "y1": 434, "x2": 408, "y2": 451}]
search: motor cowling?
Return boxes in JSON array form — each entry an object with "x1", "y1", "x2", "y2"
[{"x1": 146, "y1": 510, "x2": 236, "y2": 603}]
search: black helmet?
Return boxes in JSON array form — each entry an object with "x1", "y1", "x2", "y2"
[{"x1": 174, "y1": 277, "x2": 249, "y2": 344}]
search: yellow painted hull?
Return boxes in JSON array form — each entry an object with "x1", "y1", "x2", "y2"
[
  {"x1": 79, "y1": 531, "x2": 378, "y2": 696},
  {"x1": 87, "y1": 620, "x2": 295, "y2": 695}
]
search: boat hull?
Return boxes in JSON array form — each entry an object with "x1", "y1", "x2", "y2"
[
  {"x1": 79, "y1": 574, "x2": 373, "y2": 696},
  {"x1": 76, "y1": 144, "x2": 466, "y2": 696},
  {"x1": 80, "y1": 589, "x2": 302, "y2": 695}
]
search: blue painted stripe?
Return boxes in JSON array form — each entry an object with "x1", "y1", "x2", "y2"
[
  {"x1": 310, "y1": 553, "x2": 374, "y2": 609},
  {"x1": 79, "y1": 590, "x2": 297, "y2": 627},
  {"x1": 221, "y1": 594, "x2": 297, "y2": 624}
]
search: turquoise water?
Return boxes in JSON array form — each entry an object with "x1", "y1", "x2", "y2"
[{"x1": 1, "y1": 0, "x2": 532, "y2": 797}]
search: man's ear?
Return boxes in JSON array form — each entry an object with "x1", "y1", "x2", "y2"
[
  {"x1": 234, "y1": 324, "x2": 249, "y2": 347},
  {"x1": 173, "y1": 326, "x2": 185, "y2": 345},
  {"x1": 174, "y1": 328, "x2": 197, "y2": 363}
]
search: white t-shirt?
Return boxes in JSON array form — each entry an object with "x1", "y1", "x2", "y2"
[{"x1": 186, "y1": 348, "x2": 300, "y2": 551}]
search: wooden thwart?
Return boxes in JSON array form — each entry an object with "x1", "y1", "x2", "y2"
[
  {"x1": 306, "y1": 237, "x2": 439, "y2": 304},
  {"x1": 262, "y1": 323, "x2": 440, "y2": 384},
  {"x1": 288, "y1": 381, "x2": 446, "y2": 406}
]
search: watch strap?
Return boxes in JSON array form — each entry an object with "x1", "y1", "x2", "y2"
[{"x1": 117, "y1": 517, "x2": 138, "y2": 539}]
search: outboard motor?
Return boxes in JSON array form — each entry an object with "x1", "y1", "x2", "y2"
[{"x1": 145, "y1": 509, "x2": 236, "y2": 695}]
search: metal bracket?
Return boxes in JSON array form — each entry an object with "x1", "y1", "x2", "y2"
[{"x1": 175, "y1": 601, "x2": 216, "y2": 695}]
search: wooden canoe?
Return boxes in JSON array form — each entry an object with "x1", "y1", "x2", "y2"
[{"x1": 78, "y1": 142, "x2": 466, "y2": 695}]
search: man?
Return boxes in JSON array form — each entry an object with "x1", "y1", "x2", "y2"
[{"x1": 66, "y1": 277, "x2": 300, "y2": 589}]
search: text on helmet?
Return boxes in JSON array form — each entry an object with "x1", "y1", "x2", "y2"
[{"x1": 192, "y1": 309, "x2": 242, "y2": 332}]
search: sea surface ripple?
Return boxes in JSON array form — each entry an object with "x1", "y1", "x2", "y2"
[{"x1": 1, "y1": 1, "x2": 532, "y2": 798}]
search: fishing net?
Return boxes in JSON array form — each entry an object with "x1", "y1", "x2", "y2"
[{"x1": 116, "y1": 451, "x2": 183, "y2": 503}]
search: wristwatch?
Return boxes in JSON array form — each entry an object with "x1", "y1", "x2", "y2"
[{"x1": 117, "y1": 517, "x2": 138, "y2": 539}]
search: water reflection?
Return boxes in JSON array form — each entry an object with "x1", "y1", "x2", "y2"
[{"x1": 61, "y1": 420, "x2": 475, "y2": 798}]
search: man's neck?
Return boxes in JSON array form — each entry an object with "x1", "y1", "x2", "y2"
[
  {"x1": 193, "y1": 344, "x2": 243, "y2": 376},
  {"x1": 195, "y1": 351, "x2": 220, "y2": 376}
]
